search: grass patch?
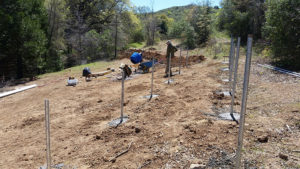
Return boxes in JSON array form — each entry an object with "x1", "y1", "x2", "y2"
[
  {"x1": 38, "y1": 61, "x2": 113, "y2": 79},
  {"x1": 127, "y1": 42, "x2": 145, "y2": 49}
]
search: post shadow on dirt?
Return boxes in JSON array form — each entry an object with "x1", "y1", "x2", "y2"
[{"x1": 109, "y1": 70, "x2": 129, "y2": 127}]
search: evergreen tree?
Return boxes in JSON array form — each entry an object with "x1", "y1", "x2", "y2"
[
  {"x1": 217, "y1": 0, "x2": 265, "y2": 43},
  {"x1": 190, "y1": 3, "x2": 211, "y2": 45},
  {"x1": 0, "y1": 0, "x2": 48, "y2": 78},
  {"x1": 264, "y1": 0, "x2": 300, "y2": 70}
]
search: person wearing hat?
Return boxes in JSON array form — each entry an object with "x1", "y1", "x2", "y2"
[{"x1": 164, "y1": 40, "x2": 178, "y2": 78}]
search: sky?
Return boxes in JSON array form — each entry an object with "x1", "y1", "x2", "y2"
[{"x1": 130, "y1": 0, "x2": 221, "y2": 12}]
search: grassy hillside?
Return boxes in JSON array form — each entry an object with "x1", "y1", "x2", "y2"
[{"x1": 155, "y1": 5, "x2": 196, "y2": 21}]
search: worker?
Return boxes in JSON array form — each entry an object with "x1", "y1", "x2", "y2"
[{"x1": 164, "y1": 40, "x2": 177, "y2": 78}]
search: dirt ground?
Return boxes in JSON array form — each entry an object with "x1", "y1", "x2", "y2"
[{"x1": 0, "y1": 50, "x2": 299, "y2": 169}]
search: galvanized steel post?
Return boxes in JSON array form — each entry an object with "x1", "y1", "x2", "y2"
[
  {"x1": 229, "y1": 36, "x2": 234, "y2": 70},
  {"x1": 168, "y1": 53, "x2": 171, "y2": 84},
  {"x1": 186, "y1": 50, "x2": 189, "y2": 68},
  {"x1": 230, "y1": 37, "x2": 241, "y2": 123},
  {"x1": 44, "y1": 100, "x2": 51, "y2": 169},
  {"x1": 150, "y1": 55, "x2": 155, "y2": 100},
  {"x1": 120, "y1": 70, "x2": 125, "y2": 122},
  {"x1": 236, "y1": 36, "x2": 253, "y2": 169},
  {"x1": 229, "y1": 43, "x2": 236, "y2": 87},
  {"x1": 179, "y1": 48, "x2": 182, "y2": 75}
]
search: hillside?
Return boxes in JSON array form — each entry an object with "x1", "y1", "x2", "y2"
[
  {"x1": 155, "y1": 5, "x2": 196, "y2": 20},
  {"x1": 0, "y1": 46, "x2": 300, "y2": 168}
]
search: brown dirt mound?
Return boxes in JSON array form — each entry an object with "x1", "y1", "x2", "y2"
[{"x1": 119, "y1": 49, "x2": 206, "y2": 66}]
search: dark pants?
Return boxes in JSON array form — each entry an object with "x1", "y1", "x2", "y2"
[{"x1": 165, "y1": 57, "x2": 172, "y2": 75}]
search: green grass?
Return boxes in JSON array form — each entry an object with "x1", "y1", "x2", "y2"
[
  {"x1": 38, "y1": 61, "x2": 113, "y2": 79},
  {"x1": 127, "y1": 42, "x2": 145, "y2": 49}
]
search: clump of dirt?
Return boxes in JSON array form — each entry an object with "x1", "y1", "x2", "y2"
[
  {"x1": 118, "y1": 49, "x2": 206, "y2": 66},
  {"x1": 19, "y1": 116, "x2": 43, "y2": 129}
]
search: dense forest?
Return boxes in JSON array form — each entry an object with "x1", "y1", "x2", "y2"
[{"x1": 0, "y1": 0, "x2": 299, "y2": 79}]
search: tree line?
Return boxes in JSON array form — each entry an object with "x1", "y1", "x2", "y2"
[
  {"x1": 217, "y1": 0, "x2": 299, "y2": 70},
  {"x1": 0, "y1": 0, "x2": 214, "y2": 80},
  {"x1": 0, "y1": 0, "x2": 142, "y2": 79},
  {"x1": 0, "y1": 0, "x2": 299, "y2": 80}
]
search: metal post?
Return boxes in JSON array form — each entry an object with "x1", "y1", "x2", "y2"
[
  {"x1": 186, "y1": 50, "x2": 189, "y2": 68},
  {"x1": 168, "y1": 53, "x2": 171, "y2": 84},
  {"x1": 179, "y1": 48, "x2": 182, "y2": 75},
  {"x1": 149, "y1": 55, "x2": 155, "y2": 100},
  {"x1": 120, "y1": 70, "x2": 125, "y2": 122},
  {"x1": 229, "y1": 36, "x2": 234, "y2": 70},
  {"x1": 229, "y1": 43, "x2": 236, "y2": 93},
  {"x1": 236, "y1": 36, "x2": 253, "y2": 169},
  {"x1": 45, "y1": 100, "x2": 51, "y2": 169},
  {"x1": 230, "y1": 38, "x2": 241, "y2": 123}
]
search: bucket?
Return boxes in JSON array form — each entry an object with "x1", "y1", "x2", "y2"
[{"x1": 130, "y1": 52, "x2": 142, "y2": 64}]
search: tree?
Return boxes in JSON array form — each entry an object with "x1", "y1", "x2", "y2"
[
  {"x1": 190, "y1": 2, "x2": 211, "y2": 45},
  {"x1": 168, "y1": 21, "x2": 186, "y2": 38},
  {"x1": 157, "y1": 14, "x2": 173, "y2": 36},
  {"x1": 263, "y1": 0, "x2": 300, "y2": 70},
  {"x1": 0, "y1": 0, "x2": 48, "y2": 79},
  {"x1": 184, "y1": 25, "x2": 196, "y2": 49},
  {"x1": 45, "y1": 0, "x2": 66, "y2": 72},
  {"x1": 217, "y1": 0, "x2": 265, "y2": 43},
  {"x1": 65, "y1": 0, "x2": 124, "y2": 65}
]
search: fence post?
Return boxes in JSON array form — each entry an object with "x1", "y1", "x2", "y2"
[
  {"x1": 228, "y1": 36, "x2": 234, "y2": 70},
  {"x1": 149, "y1": 55, "x2": 155, "y2": 100},
  {"x1": 186, "y1": 50, "x2": 189, "y2": 68},
  {"x1": 235, "y1": 36, "x2": 253, "y2": 169},
  {"x1": 120, "y1": 70, "x2": 125, "y2": 122},
  {"x1": 229, "y1": 42, "x2": 236, "y2": 88},
  {"x1": 230, "y1": 38, "x2": 241, "y2": 123},
  {"x1": 44, "y1": 100, "x2": 51, "y2": 169},
  {"x1": 168, "y1": 53, "x2": 172, "y2": 84},
  {"x1": 179, "y1": 48, "x2": 182, "y2": 75}
]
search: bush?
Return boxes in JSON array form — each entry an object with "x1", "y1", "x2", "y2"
[
  {"x1": 168, "y1": 21, "x2": 186, "y2": 38},
  {"x1": 184, "y1": 25, "x2": 196, "y2": 49},
  {"x1": 263, "y1": 0, "x2": 300, "y2": 70}
]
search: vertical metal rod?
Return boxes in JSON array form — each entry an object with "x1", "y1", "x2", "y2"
[
  {"x1": 229, "y1": 36, "x2": 234, "y2": 70},
  {"x1": 45, "y1": 100, "x2": 51, "y2": 169},
  {"x1": 120, "y1": 70, "x2": 124, "y2": 122},
  {"x1": 168, "y1": 53, "x2": 171, "y2": 84},
  {"x1": 149, "y1": 55, "x2": 155, "y2": 100},
  {"x1": 186, "y1": 50, "x2": 189, "y2": 68},
  {"x1": 236, "y1": 36, "x2": 253, "y2": 169},
  {"x1": 229, "y1": 43, "x2": 236, "y2": 92},
  {"x1": 230, "y1": 37, "x2": 241, "y2": 123},
  {"x1": 179, "y1": 48, "x2": 182, "y2": 75}
]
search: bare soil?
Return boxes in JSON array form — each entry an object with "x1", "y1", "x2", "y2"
[{"x1": 0, "y1": 50, "x2": 299, "y2": 169}]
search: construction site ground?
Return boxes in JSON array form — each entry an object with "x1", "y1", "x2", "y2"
[{"x1": 0, "y1": 49, "x2": 299, "y2": 169}]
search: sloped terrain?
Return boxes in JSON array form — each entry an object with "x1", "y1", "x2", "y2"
[{"x1": 0, "y1": 50, "x2": 299, "y2": 169}]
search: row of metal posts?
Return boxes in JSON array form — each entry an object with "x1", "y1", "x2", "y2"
[
  {"x1": 42, "y1": 47, "x2": 192, "y2": 168},
  {"x1": 44, "y1": 42, "x2": 248, "y2": 168},
  {"x1": 224, "y1": 35, "x2": 253, "y2": 168}
]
